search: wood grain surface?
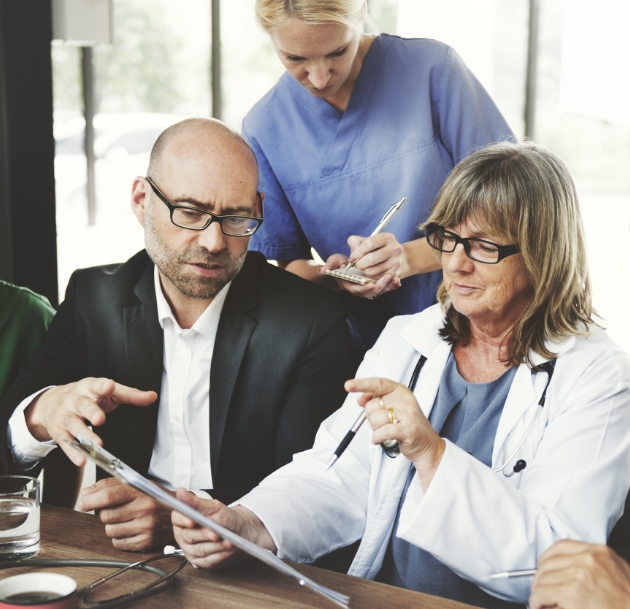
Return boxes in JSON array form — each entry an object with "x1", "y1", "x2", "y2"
[{"x1": 0, "y1": 505, "x2": 481, "y2": 609}]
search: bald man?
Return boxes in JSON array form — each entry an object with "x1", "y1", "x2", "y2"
[{"x1": 0, "y1": 118, "x2": 355, "y2": 551}]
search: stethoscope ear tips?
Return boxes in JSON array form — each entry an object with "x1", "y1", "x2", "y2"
[{"x1": 513, "y1": 459, "x2": 527, "y2": 473}]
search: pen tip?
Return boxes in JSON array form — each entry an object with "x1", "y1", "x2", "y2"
[{"x1": 325, "y1": 455, "x2": 337, "y2": 471}]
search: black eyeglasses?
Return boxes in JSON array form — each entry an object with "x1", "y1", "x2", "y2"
[
  {"x1": 425, "y1": 223, "x2": 520, "y2": 264},
  {"x1": 146, "y1": 177, "x2": 264, "y2": 237}
]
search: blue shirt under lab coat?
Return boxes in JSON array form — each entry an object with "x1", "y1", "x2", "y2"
[
  {"x1": 243, "y1": 34, "x2": 514, "y2": 354},
  {"x1": 377, "y1": 353, "x2": 522, "y2": 608}
]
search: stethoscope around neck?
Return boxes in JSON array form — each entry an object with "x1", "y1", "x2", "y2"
[
  {"x1": 381, "y1": 356, "x2": 556, "y2": 478},
  {"x1": 493, "y1": 359, "x2": 555, "y2": 477}
]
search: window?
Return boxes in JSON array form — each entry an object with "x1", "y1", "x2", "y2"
[{"x1": 53, "y1": 0, "x2": 211, "y2": 298}]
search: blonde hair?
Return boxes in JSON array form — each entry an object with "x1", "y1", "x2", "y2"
[
  {"x1": 255, "y1": 0, "x2": 378, "y2": 35},
  {"x1": 423, "y1": 141, "x2": 596, "y2": 368}
]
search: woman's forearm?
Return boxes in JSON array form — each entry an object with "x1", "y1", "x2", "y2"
[{"x1": 278, "y1": 258, "x2": 339, "y2": 289}]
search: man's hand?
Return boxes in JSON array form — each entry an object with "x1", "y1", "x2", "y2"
[
  {"x1": 530, "y1": 540, "x2": 630, "y2": 609},
  {"x1": 172, "y1": 489, "x2": 277, "y2": 569},
  {"x1": 24, "y1": 377, "x2": 157, "y2": 466},
  {"x1": 77, "y1": 477, "x2": 174, "y2": 552}
]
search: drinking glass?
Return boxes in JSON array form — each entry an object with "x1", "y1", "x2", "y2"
[{"x1": 0, "y1": 476, "x2": 40, "y2": 559}]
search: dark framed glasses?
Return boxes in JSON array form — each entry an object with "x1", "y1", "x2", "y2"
[
  {"x1": 146, "y1": 177, "x2": 263, "y2": 237},
  {"x1": 425, "y1": 223, "x2": 520, "y2": 264}
]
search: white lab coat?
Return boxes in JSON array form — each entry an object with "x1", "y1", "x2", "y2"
[{"x1": 238, "y1": 305, "x2": 630, "y2": 604}]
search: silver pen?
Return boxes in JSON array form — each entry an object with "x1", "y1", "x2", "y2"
[
  {"x1": 491, "y1": 569, "x2": 536, "y2": 579},
  {"x1": 344, "y1": 197, "x2": 406, "y2": 271},
  {"x1": 325, "y1": 410, "x2": 367, "y2": 471}
]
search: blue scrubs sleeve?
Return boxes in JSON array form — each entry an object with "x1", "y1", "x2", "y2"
[
  {"x1": 433, "y1": 46, "x2": 514, "y2": 165},
  {"x1": 243, "y1": 124, "x2": 311, "y2": 261}
]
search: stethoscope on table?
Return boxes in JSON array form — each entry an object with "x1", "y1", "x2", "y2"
[
  {"x1": 0, "y1": 547, "x2": 187, "y2": 608},
  {"x1": 382, "y1": 356, "x2": 556, "y2": 478}
]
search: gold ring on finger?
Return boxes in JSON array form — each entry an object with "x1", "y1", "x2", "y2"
[
  {"x1": 379, "y1": 398, "x2": 385, "y2": 410},
  {"x1": 388, "y1": 408, "x2": 396, "y2": 424}
]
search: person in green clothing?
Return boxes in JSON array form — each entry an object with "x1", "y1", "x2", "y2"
[
  {"x1": 0, "y1": 281, "x2": 82, "y2": 509},
  {"x1": 0, "y1": 280, "x2": 55, "y2": 399}
]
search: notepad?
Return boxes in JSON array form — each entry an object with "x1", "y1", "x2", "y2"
[{"x1": 325, "y1": 267, "x2": 376, "y2": 285}]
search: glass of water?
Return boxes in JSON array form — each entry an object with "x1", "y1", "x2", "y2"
[{"x1": 0, "y1": 476, "x2": 40, "y2": 559}]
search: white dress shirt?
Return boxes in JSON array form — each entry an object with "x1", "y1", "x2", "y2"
[{"x1": 7, "y1": 266, "x2": 230, "y2": 497}]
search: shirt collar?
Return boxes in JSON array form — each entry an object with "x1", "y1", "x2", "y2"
[{"x1": 153, "y1": 265, "x2": 231, "y2": 339}]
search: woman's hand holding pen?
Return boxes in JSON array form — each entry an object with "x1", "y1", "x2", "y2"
[
  {"x1": 348, "y1": 232, "x2": 408, "y2": 278},
  {"x1": 346, "y1": 377, "x2": 445, "y2": 491},
  {"x1": 319, "y1": 233, "x2": 404, "y2": 298}
]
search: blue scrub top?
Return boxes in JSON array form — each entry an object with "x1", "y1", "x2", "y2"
[{"x1": 243, "y1": 34, "x2": 514, "y2": 354}]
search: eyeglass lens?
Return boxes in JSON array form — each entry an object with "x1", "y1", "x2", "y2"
[
  {"x1": 428, "y1": 228, "x2": 501, "y2": 263},
  {"x1": 172, "y1": 208, "x2": 259, "y2": 236}
]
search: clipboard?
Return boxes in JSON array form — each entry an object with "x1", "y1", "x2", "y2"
[{"x1": 71, "y1": 437, "x2": 350, "y2": 608}]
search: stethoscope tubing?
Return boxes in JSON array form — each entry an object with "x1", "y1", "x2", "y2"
[
  {"x1": 492, "y1": 403, "x2": 542, "y2": 476},
  {"x1": 493, "y1": 360, "x2": 555, "y2": 477},
  {"x1": 384, "y1": 356, "x2": 556, "y2": 477},
  {"x1": 0, "y1": 558, "x2": 174, "y2": 609}
]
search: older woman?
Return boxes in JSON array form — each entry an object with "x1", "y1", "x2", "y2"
[
  {"x1": 244, "y1": 0, "x2": 513, "y2": 354},
  {"x1": 171, "y1": 142, "x2": 630, "y2": 608}
]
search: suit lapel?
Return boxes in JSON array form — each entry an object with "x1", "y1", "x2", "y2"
[
  {"x1": 209, "y1": 253, "x2": 261, "y2": 478},
  {"x1": 124, "y1": 261, "x2": 163, "y2": 395},
  {"x1": 95, "y1": 256, "x2": 163, "y2": 474}
]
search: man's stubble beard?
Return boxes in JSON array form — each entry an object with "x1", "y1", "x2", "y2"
[{"x1": 144, "y1": 205, "x2": 246, "y2": 300}]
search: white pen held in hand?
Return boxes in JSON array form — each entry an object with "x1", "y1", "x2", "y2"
[
  {"x1": 344, "y1": 196, "x2": 406, "y2": 271},
  {"x1": 491, "y1": 569, "x2": 537, "y2": 579}
]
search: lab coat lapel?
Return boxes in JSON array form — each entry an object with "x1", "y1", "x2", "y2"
[
  {"x1": 397, "y1": 306, "x2": 451, "y2": 419},
  {"x1": 355, "y1": 440, "x2": 415, "y2": 576},
  {"x1": 359, "y1": 310, "x2": 451, "y2": 565},
  {"x1": 209, "y1": 255, "x2": 260, "y2": 479},
  {"x1": 362, "y1": 310, "x2": 447, "y2": 512},
  {"x1": 491, "y1": 364, "x2": 536, "y2": 467},
  {"x1": 320, "y1": 36, "x2": 391, "y2": 177},
  {"x1": 414, "y1": 341, "x2": 451, "y2": 418},
  {"x1": 492, "y1": 337, "x2": 576, "y2": 466}
]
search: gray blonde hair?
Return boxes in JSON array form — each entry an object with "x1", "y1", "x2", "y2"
[
  {"x1": 423, "y1": 141, "x2": 595, "y2": 368},
  {"x1": 255, "y1": 0, "x2": 378, "y2": 35}
]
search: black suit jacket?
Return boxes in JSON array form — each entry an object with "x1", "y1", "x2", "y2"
[{"x1": 0, "y1": 250, "x2": 355, "y2": 504}]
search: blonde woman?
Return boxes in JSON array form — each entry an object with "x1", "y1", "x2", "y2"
[
  {"x1": 173, "y1": 142, "x2": 630, "y2": 608},
  {"x1": 244, "y1": 0, "x2": 513, "y2": 355}
]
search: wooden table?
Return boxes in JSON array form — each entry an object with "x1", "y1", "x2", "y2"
[{"x1": 0, "y1": 505, "x2": 479, "y2": 609}]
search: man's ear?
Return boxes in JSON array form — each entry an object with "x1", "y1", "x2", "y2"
[
  {"x1": 131, "y1": 177, "x2": 150, "y2": 226},
  {"x1": 258, "y1": 190, "x2": 265, "y2": 216}
]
